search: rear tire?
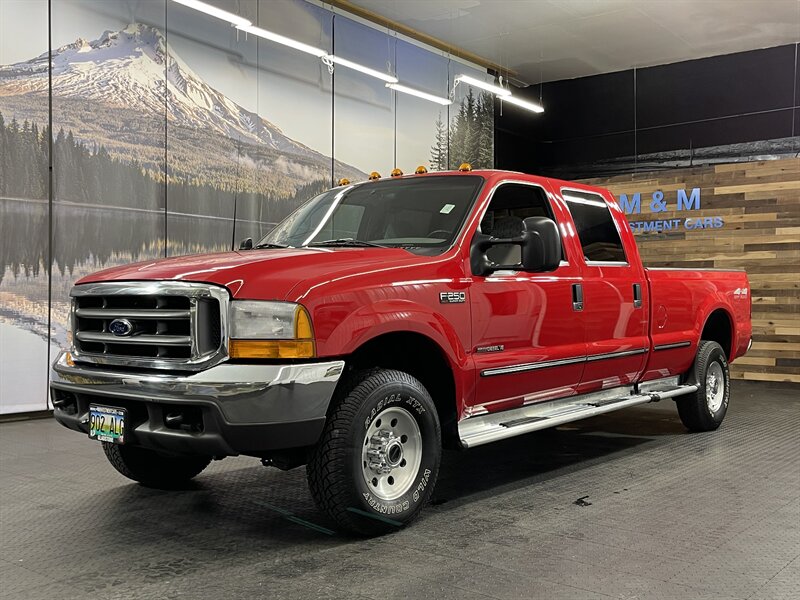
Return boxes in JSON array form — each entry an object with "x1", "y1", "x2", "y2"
[
  {"x1": 307, "y1": 368, "x2": 441, "y2": 536},
  {"x1": 677, "y1": 340, "x2": 730, "y2": 432},
  {"x1": 102, "y1": 443, "x2": 211, "y2": 488}
]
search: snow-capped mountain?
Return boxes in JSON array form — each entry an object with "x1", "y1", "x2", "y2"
[{"x1": 0, "y1": 23, "x2": 363, "y2": 185}]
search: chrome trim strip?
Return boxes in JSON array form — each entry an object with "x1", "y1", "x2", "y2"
[
  {"x1": 75, "y1": 308, "x2": 191, "y2": 320},
  {"x1": 585, "y1": 348, "x2": 647, "y2": 362},
  {"x1": 646, "y1": 267, "x2": 746, "y2": 272},
  {"x1": 481, "y1": 348, "x2": 648, "y2": 377},
  {"x1": 584, "y1": 260, "x2": 630, "y2": 267},
  {"x1": 75, "y1": 331, "x2": 191, "y2": 346},
  {"x1": 480, "y1": 355, "x2": 586, "y2": 377},
  {"x1": 653, "y1": 341, "x2": 692, "y2": 351}
]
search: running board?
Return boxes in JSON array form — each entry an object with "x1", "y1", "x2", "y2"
[{"x1": 459, "y1": 383, "x2": 699, "y2": 448}]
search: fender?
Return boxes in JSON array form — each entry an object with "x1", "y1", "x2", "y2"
[{"x1": 317, "y1": 299, "x2": 473, "y2": 417}]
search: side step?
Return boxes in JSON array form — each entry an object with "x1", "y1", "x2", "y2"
[{"x1": 459, "y1": 383, "x2": 698, "y2": 448}]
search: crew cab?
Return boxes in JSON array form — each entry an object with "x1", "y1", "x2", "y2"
[{"x1": 50, "y1": 168, "x2": 752, "y2": 535}]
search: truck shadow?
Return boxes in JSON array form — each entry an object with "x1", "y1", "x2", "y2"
[{"x1": 433, "y1": 403, "x2": 685, "y2": 508}]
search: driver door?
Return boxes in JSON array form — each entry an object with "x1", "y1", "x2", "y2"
[{"x1": 468, "y1": 181, "x2": 586, "y2": 415}]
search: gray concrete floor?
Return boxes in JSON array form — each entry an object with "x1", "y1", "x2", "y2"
[{"x1": 1, "y1": 380, "x2": 798, "y2": 600}]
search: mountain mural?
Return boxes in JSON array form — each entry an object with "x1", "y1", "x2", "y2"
[{"x1": 0, "y1": 23, "x2": 364, "y2": 198}]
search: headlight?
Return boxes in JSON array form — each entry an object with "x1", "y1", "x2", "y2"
[{"x1": 228, "y1": 301, "x2": 315, "y2": 359}]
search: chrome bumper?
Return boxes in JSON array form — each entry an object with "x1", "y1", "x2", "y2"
[{"x1": 50, "y1": 351, "x2": 345, "y2": 456}]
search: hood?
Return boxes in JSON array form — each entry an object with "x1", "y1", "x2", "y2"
[{"x1": 77, "y1": 247, "x2": 426, "y2": 300}]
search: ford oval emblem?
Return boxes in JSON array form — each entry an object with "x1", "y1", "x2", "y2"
[{"x1": 109, "y1": 318, "x2": 134, "y2": 337}]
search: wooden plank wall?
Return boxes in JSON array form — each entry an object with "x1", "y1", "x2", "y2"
[{"x1": 582, "y1": 158, "x2": 800, "y2": 384}]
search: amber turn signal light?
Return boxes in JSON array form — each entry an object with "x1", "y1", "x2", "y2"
[{"x1": 229, "y1": 340, "x2": 316, "y2": 359}]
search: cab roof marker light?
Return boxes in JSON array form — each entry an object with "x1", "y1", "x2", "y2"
[
  {"x1": 237, "y1": 24, "x2": 327, "y2": 58},
  {"x1": 501, "y1": 95, "x2": 545, "y2": 113},
  {"x1": 325, "y1": 55, "x2": 398, "y2": 83},
  {"x1": 455, "y1": 74, "x2": 511, "y2": 97},
  {"x1": 170, "y1": 0, "x2": 252, "y2": 27},
  {"x1": 385, "y1": 83, "x2": 452, "y2": 106}
]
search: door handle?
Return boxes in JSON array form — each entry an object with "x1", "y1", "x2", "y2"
[
  {"x1": 633, "y1": 283, "x2": 642, "y2": 308},
  {"x1": 572, "y1": 283, "x2": 584, "y2": 311}
]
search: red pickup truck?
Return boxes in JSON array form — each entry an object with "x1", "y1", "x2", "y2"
[{"x1": 51, "y1": 168, "x2": 751, "y2": 535}]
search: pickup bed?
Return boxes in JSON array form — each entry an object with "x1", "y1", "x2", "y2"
[{"x1": 51, "y1": 168, "x2": 751, "y2": 534}]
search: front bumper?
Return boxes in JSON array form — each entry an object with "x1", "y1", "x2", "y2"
[{"x1": 49, "y1": 351, "x2": 345, "y2": 457}]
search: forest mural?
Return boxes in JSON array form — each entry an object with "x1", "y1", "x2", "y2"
[{"x1": 0, "y1": 0, "x2": 494, "y2": 414}]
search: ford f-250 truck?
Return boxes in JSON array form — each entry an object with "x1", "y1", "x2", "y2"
[{"x1": 50, "y1": 167, "x2": 751, "y2": 535}]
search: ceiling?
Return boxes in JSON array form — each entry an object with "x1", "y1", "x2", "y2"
[{"x1": 346, "y1": 0, "x2": 800, "y2": 84}]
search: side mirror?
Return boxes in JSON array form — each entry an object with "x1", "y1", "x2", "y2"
[
  {"x1": 239, "y1": 237, "x2": 253, "y2": 250},
  {"x1": 471, "y1": 216, "x2": 561, "y2": 276},
  {"x1": 520, "y1": 216, "x2": 561, "y2": 272}
]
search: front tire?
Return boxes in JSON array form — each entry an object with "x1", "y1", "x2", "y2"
[
  {"x1": 677, "y1": 340, "x2": 731, "y2": 432},
  {"x1": 307, "y1": 368, "x2": 441, "y2": 536},
  {"x1": 102, "y1": 443, "x2": 211, "y2": 488}
]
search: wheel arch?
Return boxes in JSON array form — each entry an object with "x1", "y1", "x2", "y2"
[
  {"x1": 700, "y1": 307, "x2": 734, "y2": 360},
  {"x1": 345, "y1": 330, "x2": 462, "y2": 449}
]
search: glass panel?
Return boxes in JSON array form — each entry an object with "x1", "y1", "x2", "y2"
[
  {"x1": 448, "y1": 62, "x2": 495, "y2": 169},
  {"x1": 165, "y1": 0, "x2": 258, "y2": 256},
  {"x1": 0, "y1": 0, "x2": 50, "y2": 413},
  {"x1": 333, "y1": 15, "x2": 393, "y2": 183},
  {"x1": 251, "y1": 0, "x2": 334, "y2": 241},
  {"x1": 394, "y1": 38, "x2": 450, "y2": 174}
]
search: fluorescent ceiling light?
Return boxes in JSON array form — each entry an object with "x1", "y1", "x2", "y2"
[
  {"x1": 326, "y1": 55, "x2": 398, "y2": 83},
  {"x1": 455, "y1": 74, "x2": 510, "y2": 97},
  {"x1": 386, "y1": 83, "x2": 451, "y2": 106},
  {"x1": 237, "y1": 24, "x2": 327, "y2": 58},
  {"x1": 501, "y1": 95, "x2": 545, "y2": 113},
  {"x1": 170, "y1": 0, "x2": 251, "y2": 27}
]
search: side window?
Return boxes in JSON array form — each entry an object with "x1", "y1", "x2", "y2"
[
  {"x1": 562, "y1": 189, "x2": 627, "y2": 263},
  {"x1": 480, "y1": 183, "x2": 560, "y2": 266}
]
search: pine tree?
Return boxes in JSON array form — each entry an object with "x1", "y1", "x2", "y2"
[{"x1": 430, "y1": 112, "x2": 448, "y2": 171}]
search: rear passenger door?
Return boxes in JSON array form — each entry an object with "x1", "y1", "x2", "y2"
[{"x1": 559, "y1": 187, "x2": 649, "y2": 393}]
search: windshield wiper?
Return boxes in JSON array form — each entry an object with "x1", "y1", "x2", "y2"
[
  {"x1": 254, "y1": 242, "x2": 290, "y2": 249},
  {"x1": 307, "y1": 238, "x2": 388, "y2": 248}
]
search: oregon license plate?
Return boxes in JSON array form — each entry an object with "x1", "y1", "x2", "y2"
[{"x1": 89, "y1": 405, "x2": 126, "y2": 444}]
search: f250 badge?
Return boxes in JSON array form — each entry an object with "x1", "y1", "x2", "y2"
[{"x1": 439, "y1": 291, "x2": 466, "y2": 304}]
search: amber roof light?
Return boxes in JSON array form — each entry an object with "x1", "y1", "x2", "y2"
[
  {"x1": 390, "y1": 168, "x2": 403, "y2": 177},
  {"x1": 337, "y1": 178, "x2": 350, "y2": 186},
  {"x1": 458, "y1": 163, "x2": 472, "y2": 172},
  {"x1": 368, "y1": 171, "x2": 381, "y2": 180},
  {"x1": 415, "y1": 165, "x2": 428, "y2": 174}
]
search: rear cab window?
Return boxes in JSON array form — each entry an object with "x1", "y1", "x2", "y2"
[{"x1": 561, "y1": 188, "x2": 627, "y2": 264}]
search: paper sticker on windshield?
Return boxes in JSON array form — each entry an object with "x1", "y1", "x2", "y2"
[{"x1": 440, "y1": 204, "x2": 455, "y2": 214}]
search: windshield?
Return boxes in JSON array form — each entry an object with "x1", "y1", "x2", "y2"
[{"x1": 257, "y1": 175, "x2": 484, "y2": 253}]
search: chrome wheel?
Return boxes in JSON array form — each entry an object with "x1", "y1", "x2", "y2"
[
  {"x1": 361, "y1": 406, "x2": 422, "y2": 501},
  {"x1": 706, "y1": 361, "x2": 725, "y2": 412}
]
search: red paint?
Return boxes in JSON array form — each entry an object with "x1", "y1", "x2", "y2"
[{"x1": 79, "y1": 170, "x2": 752, "y2": 421}]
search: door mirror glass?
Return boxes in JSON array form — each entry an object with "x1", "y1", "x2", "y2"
[{"x1": 239, "y1": 237, "x2": 253, "y2": 250}]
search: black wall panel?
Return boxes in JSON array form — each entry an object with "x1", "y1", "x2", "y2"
[{"x1": 496, "y1": 43, "x2": 800, "y2": 177}]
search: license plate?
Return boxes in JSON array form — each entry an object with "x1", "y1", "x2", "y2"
[{"x1": 89, "y1": 405, "x2": 127, "y2": 444}]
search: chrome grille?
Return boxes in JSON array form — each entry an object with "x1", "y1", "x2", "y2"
[{"x1": 70, "y1": 282, "x2": 229, "y2": 371}]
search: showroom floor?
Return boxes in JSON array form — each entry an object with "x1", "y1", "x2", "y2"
[{"x1": 1, "y1": 380, "x2": 798, "y2": 600}]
